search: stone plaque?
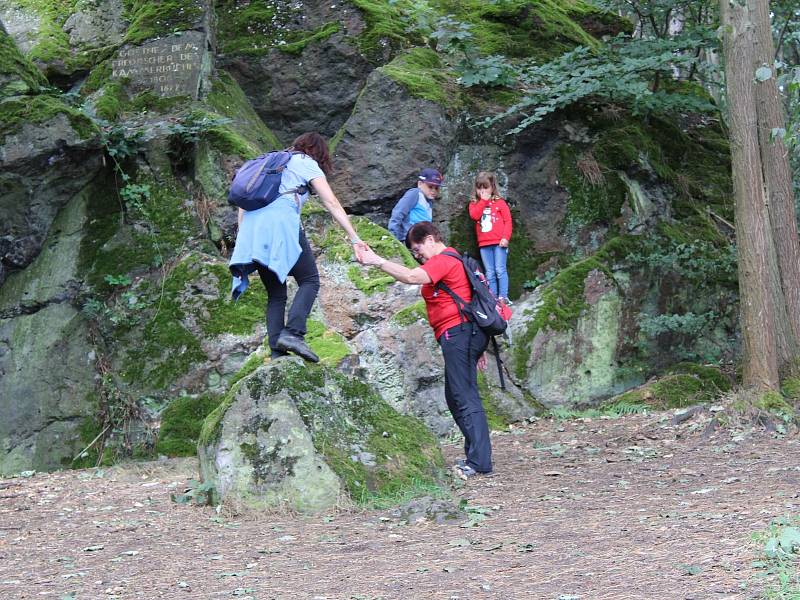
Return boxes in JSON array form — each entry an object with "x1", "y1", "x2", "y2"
[{"x1": 110, "y1": 31, "x2": 207, "y2": 98}]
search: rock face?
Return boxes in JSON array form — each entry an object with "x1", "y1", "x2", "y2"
[
  {"x1": 198, "y1": 360, "x2": 444, "y2": 512},
  {"x1": 218, "y1": 0, "x2": 371, "y2": 144},
  {"x1": 329, "y1": 69, "x2": 459, "y2": 218},
  {"x1": 0, "y1": 185, "x2": 97, "y2": 474},
  {"x1": 510, "y1": 269, "x2": 631, "y2": 406}
]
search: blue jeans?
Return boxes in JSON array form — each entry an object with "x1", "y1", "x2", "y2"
[{"x1": 479, "y1": 245, "x2": 509, "y2": 298}]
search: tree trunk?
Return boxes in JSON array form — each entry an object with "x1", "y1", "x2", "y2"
[
  {"x1": 749, "y1": 0, "x2": 800, "y2": 364},
  {"x1": 720, "y1": 0, "x2": 780, "y2": 389}
]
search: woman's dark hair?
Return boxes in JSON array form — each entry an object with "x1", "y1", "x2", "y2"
[
  {"x1": 290, "y1": 132, "x2": 332, "y2": 175},
  {"x1": 406, "y1": 221, "x2": 443, "y2": 246}
]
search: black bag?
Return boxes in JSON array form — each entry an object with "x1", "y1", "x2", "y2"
[{"x1": 435, "y1": 251, "x2": 510, "y2": 337}]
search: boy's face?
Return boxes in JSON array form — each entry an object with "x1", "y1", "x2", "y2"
[{"x1": 419, "y1": 182, "x2": 440, "y2": 198}]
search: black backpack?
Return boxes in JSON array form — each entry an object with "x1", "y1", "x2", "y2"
[
  {"x1": 435, "y1": 250, "x2": 512, "y2": 388},
  {"x1": 435, "y1": 251, "x2": 510, "y2": 336}
]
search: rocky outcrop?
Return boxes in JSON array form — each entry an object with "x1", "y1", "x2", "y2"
[
  {"x1": 198, "y1": 360, "x2": 443, "y2": 512},
  {"x1": 0, "y1": 183, "x2": 97, "y2": 474},
  {"x1": 218, "y1": 0, "x2": 372, "y2": 144},
  {"x1": 330, "y1": 69, "x2": 459, "y2": 218}
]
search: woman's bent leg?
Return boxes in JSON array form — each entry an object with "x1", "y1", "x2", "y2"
[
  {"x1": 256, "y1": 264, "x2": 288, "y2": 356},
  {"x1": 285, "y1": 229, "x2": 320, "y2": 338},
  {"x1": 479, "y1": 245, "x2": 500, "y2": 296}
]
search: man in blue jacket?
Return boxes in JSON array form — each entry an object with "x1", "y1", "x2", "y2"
[{"x1": 388, "y1": 168, "x2": 443, "y2": 244}]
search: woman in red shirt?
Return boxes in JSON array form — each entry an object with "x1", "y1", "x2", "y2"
[
  {"x1": 468, "y1": 172, "x2": 512, "y2": 304},
  {"x1": 358, "y1": 222, "x2": 492, "y2": 479}
]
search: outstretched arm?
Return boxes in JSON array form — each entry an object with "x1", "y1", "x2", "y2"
[
  {"x1": 359, "y1": 247, "x2": 432, "y2": 285},
  {"x1": 311, "y1": 177, "x2": 368, "y2": 259}
]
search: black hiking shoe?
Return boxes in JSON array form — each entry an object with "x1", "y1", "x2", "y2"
[{"x1": 276, "y1": 331, "x2": 319, "y2": 363}]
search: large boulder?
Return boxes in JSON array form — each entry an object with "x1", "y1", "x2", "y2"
[
  {"x1": 329, "y1": 67, "x2": 459, "y2": 218},
  {"x1": 217, "y1": 0, "x2": 372, "y2": 144},
  {"x1": 198, "y1": 360, "x2": 444, "y2": 512}
]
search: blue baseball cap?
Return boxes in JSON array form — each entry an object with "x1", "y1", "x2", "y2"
[{"x1": 418, "y1": 168, "x2": 443, "y2": 187}]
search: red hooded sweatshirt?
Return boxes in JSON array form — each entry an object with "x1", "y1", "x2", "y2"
[{"x1": 468, "y1": 197, "x2": 513, "y2": 247}]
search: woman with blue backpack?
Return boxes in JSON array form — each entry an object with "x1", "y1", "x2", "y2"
[
  {"x1": 229, "y1": 132, "x2": 367, "y2": 363},
  {"x1": 357, "y1": 221, "x2": 495, "y2": 479}
]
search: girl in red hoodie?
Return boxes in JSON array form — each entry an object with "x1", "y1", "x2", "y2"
[{"x1": 468, "y1": 171, "x2": 513, "y2": 303}]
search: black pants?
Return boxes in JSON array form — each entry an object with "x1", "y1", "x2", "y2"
[
  {"x1": 256, "y1": 229, "x2": 320, "y2": 356},
  {"x1": 439, "y1": 323, "x2": 492, "y2": 473}
]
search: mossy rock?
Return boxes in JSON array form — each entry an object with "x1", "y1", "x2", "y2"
[
  {"x1": 215, "y1": 0, "x2": 340, "y2": 57},
  {"x1": 0, "y1": 93, "x2": 98, "y2": 142},
  {"x1": 0, "y1": 29, "x2": 47, "y2": 98},
  {"x1": 603, "y1": 368, "x2": 726, "y2": 411},
  {"x1": 199, "y1": 361, "x2": 444, "y2": 510},
  {"x1": 781, "y1": 377, "x2": 800, "y2": 401},
  {"x1": 378, "y1": 48, "x2": 460, "y2": 110},
  {"x1": 155, "y1": 394, "x2": 223, "y2": 456}
]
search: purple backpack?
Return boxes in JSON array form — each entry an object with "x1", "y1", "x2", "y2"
[{"x1": 228, "y1": 150, "x2": 308, "y2": 211}]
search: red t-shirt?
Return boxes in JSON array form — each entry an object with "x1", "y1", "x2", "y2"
[{"x1": 420, "y1": 248, "x2": 472, "y2": 339}]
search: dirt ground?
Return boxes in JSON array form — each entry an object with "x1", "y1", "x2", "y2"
[{"x1": 1, "y1": 410, "x2": 798, "y2": 600}]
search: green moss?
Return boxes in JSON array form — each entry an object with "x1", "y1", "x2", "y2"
[
  {"x1": 0, "y1": 94, "x2": 98, "y2": 141},
  {"x1": 84, "y1": 175, "x2": 194, "y2": 292},
  {"x1": 155, "y1": 394, "x2": 223, "y2": 456},
  {"x1": 128, "y1": 91, "x2": 189, "y2": 113},
  {"x1": 82, "y1": 60, "x2": 113, "y2": 95},
  {"x1": 305, "y1": 319, "x2": 350, "y2": 365},
  {"x1": 319, "y1": 215, "x2": 416, "y2": 270},
  {"x1": 215, "y1": 1, "x2": 338, "y2": 58},
  {"x1": 559, "y1": 144, "x2": 628, "y2": 230},
  {"x1": 123, "y1": 0, "x2": 205, "y2": 45},
  {"x1": 201, "y1": 262, "x2": 267, "y2": 337},
  {"x1": 349, "y1": 0, "x2": 418, "y2": 61},
  {"x1": 280, "y1": 22, "x2": 341, "y2": 55},
  {"x1": 207, "y1": 71, "x2": 282, "y2": 150},
  {"x1": 514, "y1": 255, "x2": 612, "y2": 378},
  {"x1": 94, "y1": 80, "x2": 125, "y2": 121},
  {"x1": 0, "y1": 29, "x2": 47, "y2": 98},
  {"x1": 9, "y1": 0, "x2": 73, "y2": 64},
  {"x1": 754, "y1": 391, "x2": 795, "y2": 418},
  {"x1": 477, "y1": 372, "x2": 512, "y2": 430},
  {"x1": 606, "y1": 373, "x2": 721, "y2": 410},
  {"x1": 391, "y1": 300, "x2": 427, "y2": 326},
  {"x1": 667, "y1": 362, "x2": 731, "y2": 393},
  {"x1": 781, "y1": 377, "x2": 800, "y2": 401},
  {"x1": 433, "y1": 0, "x2": 619, "y2": 61},
  {"x1": 121, "y1": 259, "x2": 207, "y2": 388},
  {"x1": 379, "y1": 48, "x2": 459, "y2": 109},
  {"x1": 198, "y1": 379, "x2": 241, "y2": 448},
  {"x1": 348, "y1": 265, "x2": 396, "y2": 295}
]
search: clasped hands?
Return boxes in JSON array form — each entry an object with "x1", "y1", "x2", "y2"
[{"x1": 353, "y1": 241, "x2": 384, "y2": 267}]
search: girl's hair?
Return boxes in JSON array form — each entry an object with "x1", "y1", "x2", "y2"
[
  {"x1": 290, "y1": 132, "x2": 333, "y2": 175},
  {"x1": 407, "y1": 221, "x2": 443, "y2": 246},
  {"x1": 473, "y1": 171, "x2": 499, "y2": 200}
]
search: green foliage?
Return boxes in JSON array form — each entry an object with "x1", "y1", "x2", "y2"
[
  {"x1": 156, "y1": 394, "x2": 223, "y2": 456},
  {"x1": 489, "y1": 32, "x2": 718, "y2": 133},
  {"x1": 606, "y1": 371, "x2": 724, "y2": 410},
  {"x1": 177, "y1": 110, "x2": 260, "y2": 159},
  {"x1": 170, "y1": 479, "x2": 215, "y2": 505},
  {"x1": 752, "y1": 515, "x2": 800, "y2": 598}
]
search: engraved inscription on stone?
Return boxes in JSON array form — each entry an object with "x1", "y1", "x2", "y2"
[{"x1": 110, "y1": 31, "x2": 206, "y2": 98}]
